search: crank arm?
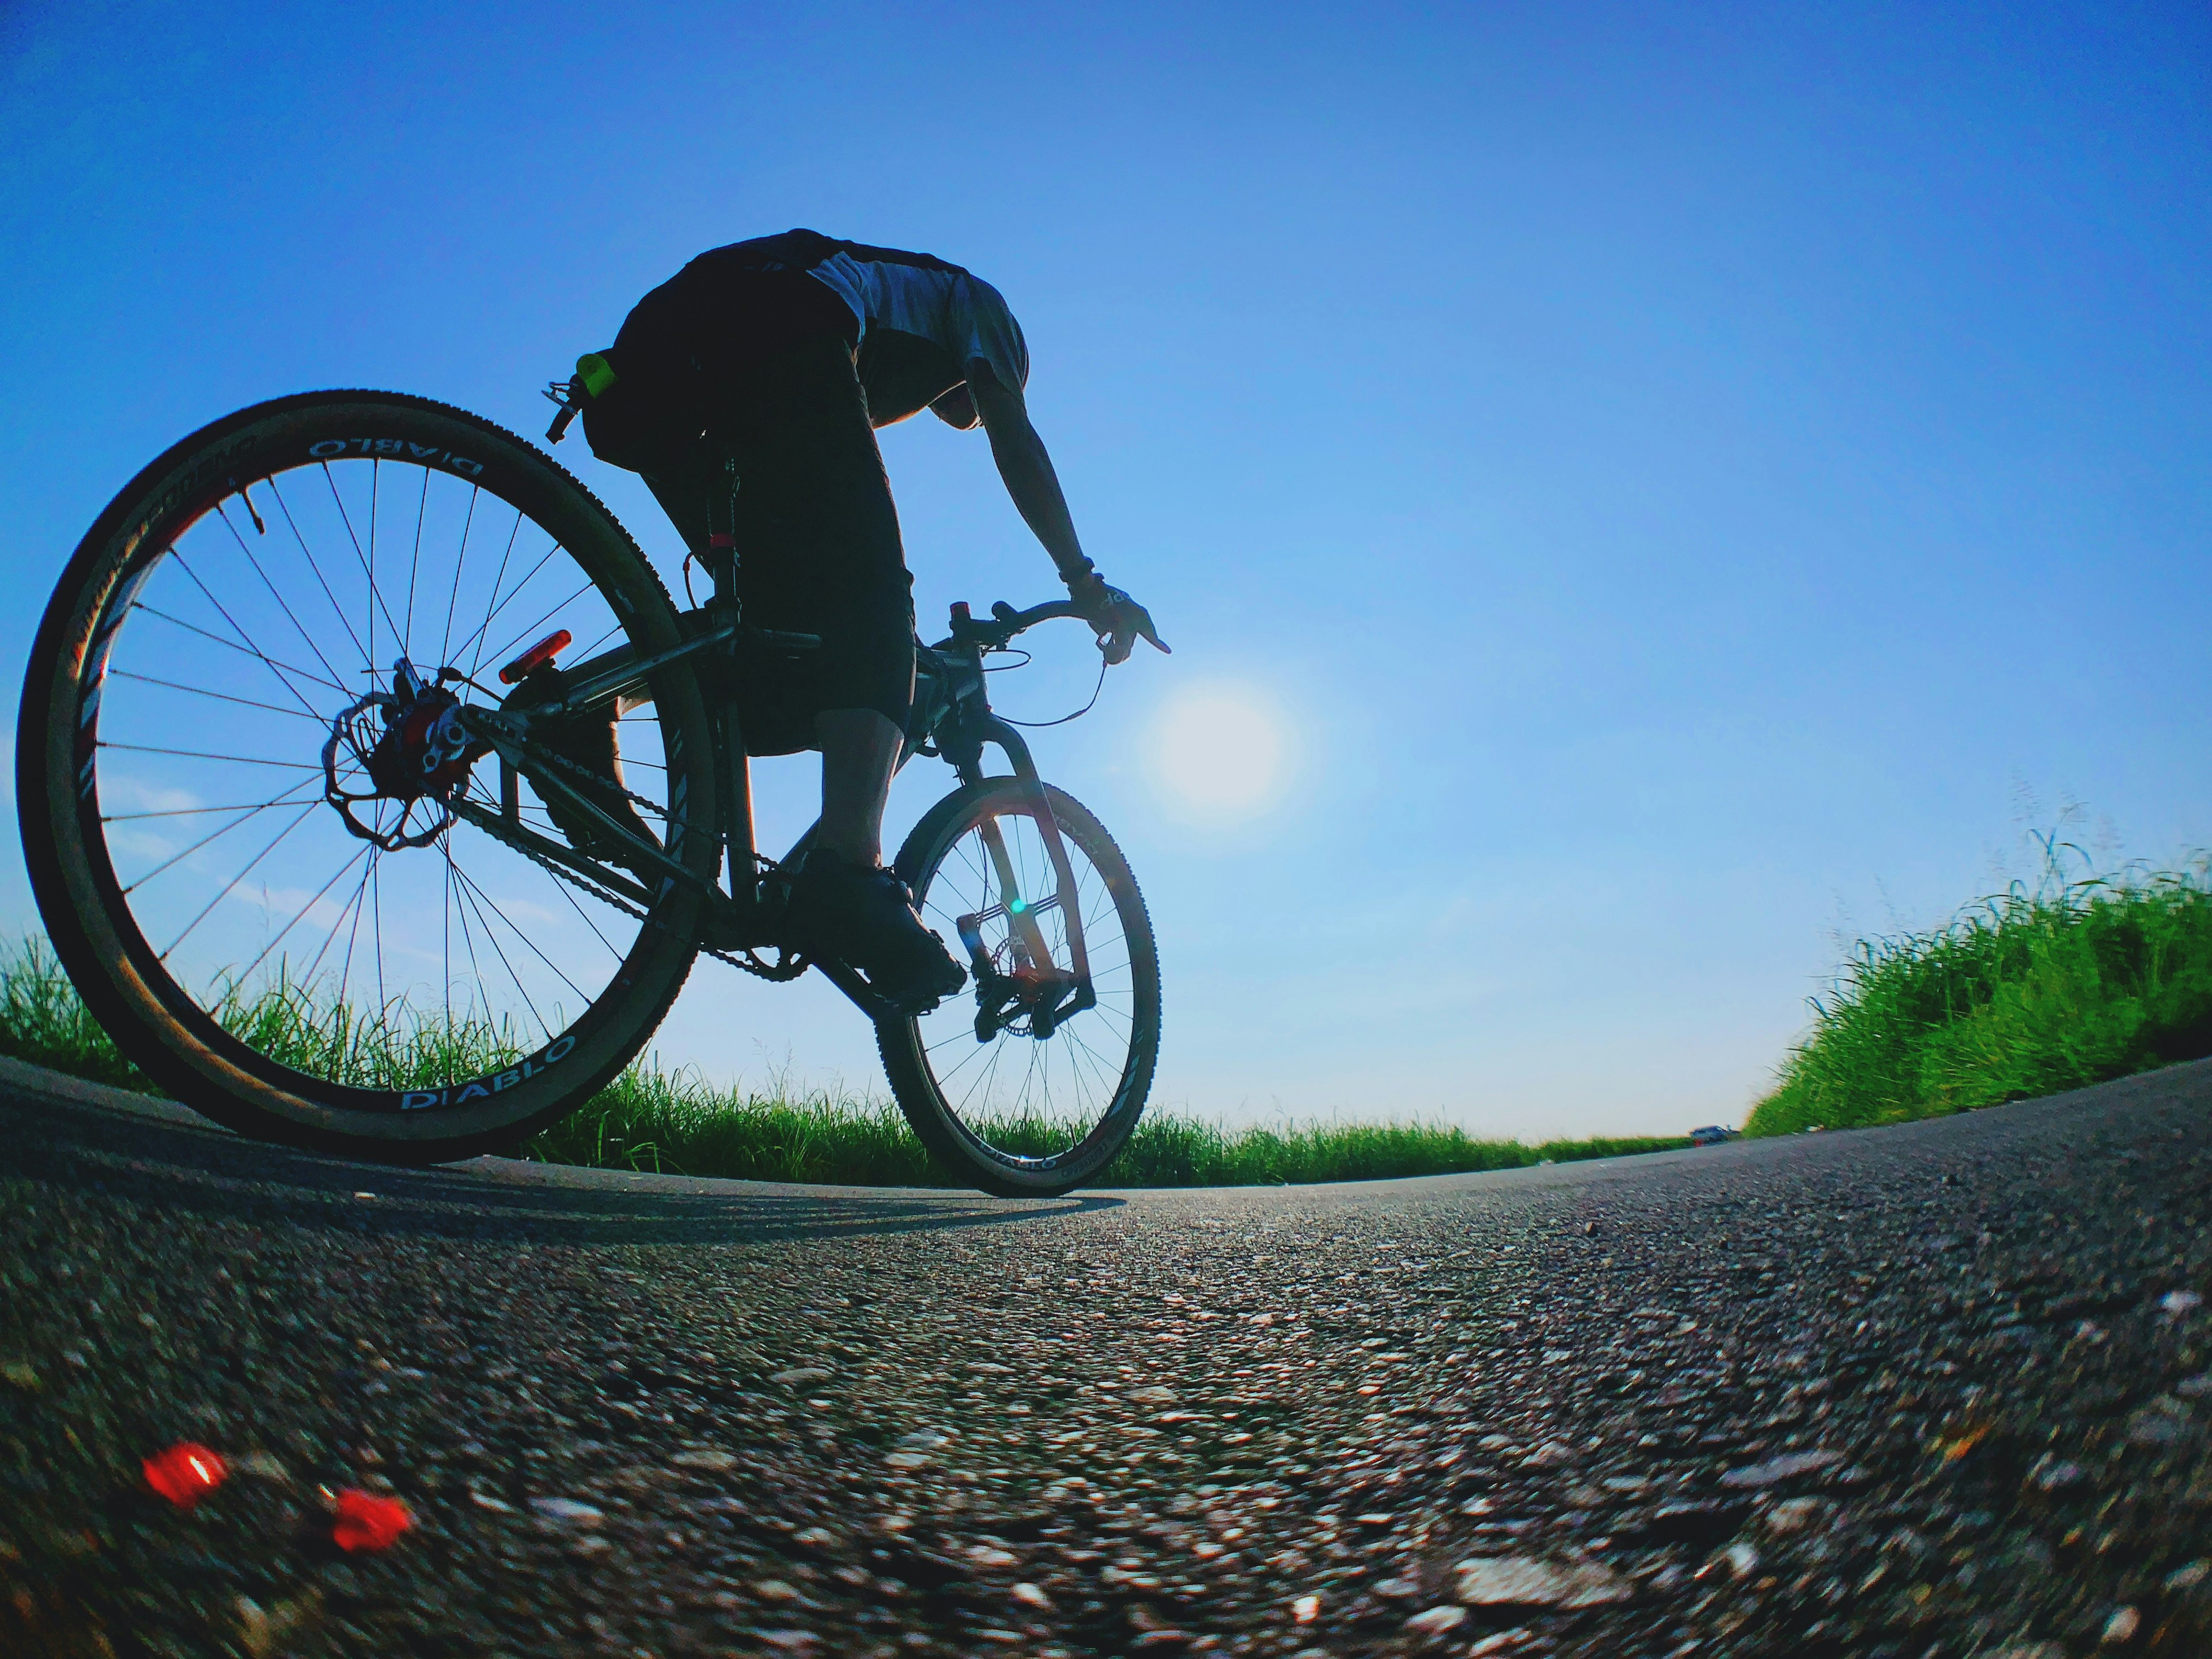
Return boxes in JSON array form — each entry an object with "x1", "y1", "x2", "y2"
[{"x1": 812, "y1": 954, "x2": 904, "y2": 1024}]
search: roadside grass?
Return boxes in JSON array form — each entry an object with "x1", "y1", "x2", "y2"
[
  {"x1": 528, "y1": 1067, "x2": 1689, "y2": 1188},
  {"x1": 0, "y1": 936, "x2": 541, "y2": 1095},
  {"x1": 0, "y1": 935, "x2": 154, "y2": 1093},
  {"x1": 1747, "y1": 839, "x2": 2212, "y2": 1137},
  {"x1": 0, "y1": 934, "x2": 1685, "y2": 1186}
]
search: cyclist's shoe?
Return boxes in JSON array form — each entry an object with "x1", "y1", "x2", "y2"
[
  {"x1": 534, "y1": 709, "x2": 660, "y2": 871},
  {"x1": 784, "y1": 848, "x2": 967, "y2": 1014}
]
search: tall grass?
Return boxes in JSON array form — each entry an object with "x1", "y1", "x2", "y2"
[
  {"x1": 1748, "y1": 838, "x2": 2212, "y2": 1137},
  {"x1": 0, "y1": 935, "x2": 153, "y2": 1092},
  {"x1": 0, "y1": 934, "x2": 1684, "y2": 1187},
  {"x1": 0, "y1": 935, "x2": 537, "y2": 1094}
]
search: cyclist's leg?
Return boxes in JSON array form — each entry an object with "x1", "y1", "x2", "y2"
[
  {"x1": 816, "y1": 708, "x2": 902, "y2": 867},
  {"x1": 714, "y1": 338, "x2": 958, "y2": 1006},
  {"x1": 715, "y1": 334, "x2": 918, "y2": 858}
]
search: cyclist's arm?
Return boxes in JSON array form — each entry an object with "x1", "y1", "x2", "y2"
[{"x1": 967, "y1": 366, "x2": 1093, "y2": 585}]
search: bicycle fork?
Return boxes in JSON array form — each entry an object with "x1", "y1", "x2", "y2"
[{"x1": 948, "y1": 719, "x2": 1095, "y2": 1041}]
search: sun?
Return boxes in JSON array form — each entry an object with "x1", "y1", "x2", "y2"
[{"x1": 1156, "y1": 687, "x2": 1289, "y2": 817}]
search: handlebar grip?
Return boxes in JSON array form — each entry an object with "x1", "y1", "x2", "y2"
[
  {"x1": 941, "y1": 597, "x2": 1087, "y2": 652},
  {"x1": 1017, "y1": 600, "x2": 1084, "y2": 624}
]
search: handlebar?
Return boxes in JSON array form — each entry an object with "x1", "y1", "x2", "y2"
[{"x1": 931, "y1": 599, "x2": 1084, "y2": 654}]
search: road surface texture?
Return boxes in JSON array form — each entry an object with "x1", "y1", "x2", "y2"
[{"x1": 3, "y1": 1056, "x2": 2211, "y2": 1659}]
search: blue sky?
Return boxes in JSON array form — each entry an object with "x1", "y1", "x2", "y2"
[{"x1": 3, "y1": 1, "x2": 2208, "y2": 1137}]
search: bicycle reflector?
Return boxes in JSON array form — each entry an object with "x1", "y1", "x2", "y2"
[{"x1": 498, "y1": 630, "x2": 571, "y2": 685}]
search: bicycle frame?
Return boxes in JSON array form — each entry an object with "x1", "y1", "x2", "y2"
[{"x1": 445, "y1": 534, "x2": 1095, "y2": 1025}]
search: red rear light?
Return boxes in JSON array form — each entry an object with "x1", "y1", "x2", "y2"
[{"x1": 498, "y1": 630, "x2": 572, "y2": 685}]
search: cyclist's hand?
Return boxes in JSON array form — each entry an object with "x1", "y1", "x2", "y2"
[{"x1": 1068, "y1": 572, "x2": 1171, "y2": 665}]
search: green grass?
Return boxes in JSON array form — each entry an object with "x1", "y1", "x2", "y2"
[
  {"x1": 526, "y1": 1064, "x2": 1688, "y2": 1187},
  {"x1": 0, "y1": 933, "x2": 1684, "y2": 1187},
  {"x1": 1748, "y1": 839, "x2": 2212, "y2": 1137}
]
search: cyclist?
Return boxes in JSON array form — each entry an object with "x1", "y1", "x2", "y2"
[{"x1": 567, "y1": 229, "x2": 1165, "y2": 1013}]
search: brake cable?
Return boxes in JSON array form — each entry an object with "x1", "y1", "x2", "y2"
[{"x1": 998, "y1": 654, "x2": 1109, "y2": 729}]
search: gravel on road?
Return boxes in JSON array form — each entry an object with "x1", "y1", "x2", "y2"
[{"x1": 3, "y1": 1058, "x2": 2211, "y2": 1657}]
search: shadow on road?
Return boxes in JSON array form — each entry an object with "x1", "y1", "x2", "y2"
[{"x1": 0, "y1": 1084, "x2": 1118, "y2": 1247}]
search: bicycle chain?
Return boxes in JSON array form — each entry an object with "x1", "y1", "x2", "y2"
[{"x1": 457, "y1": 710, "x2": 811, "y2": 984}]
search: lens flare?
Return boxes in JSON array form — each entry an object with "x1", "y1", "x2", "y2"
[{"x1": 1157, "y1": 688, "x2": 1287, "y2": 817}]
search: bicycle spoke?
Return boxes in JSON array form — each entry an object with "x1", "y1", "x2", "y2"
[
  {"x1": 403, "y1": 465, "x2": 428, "y2": 657},
  {"x1": 445, "y1": 856, "x2": 592, "y2": 1009},
  {"x1": 157, "y1": 801, "x2": 322, "y2": 960},
  {"x1": 320, "y1": 461, "x2": 408, "y2": 661},
  {"x1": 367, "y1": 460, "x2": 378, "y2": 669},
  {"x1": 1065, "y1": 1027, "x2": 1125, "y2": 1094},
  {"x1": 214, "y1": 502, "x2": 354, "y2": 695},
  {"x1": 120, "y1": 781, "x2": 322, "y2": 895},
  {"x1": 454, "y1": 530, "x2": 560, "y2": 676},
  {"x1": 108, "y1": 669, "x2": 329, "y2": 724},
  {"x1": 959, "y1": 1040, "x2": 1012, "y2": 1118},
  {"x1": 107, "y1": 799, "x2": 324, "y2": 823},
  {"x1": 234, "y1": 842, "x2": 374, "y2": 988},
  {"x1": 481, "y1": 578, "x2": 596, "y2": 676},
  {"x1": 572, "y1": 619, "x2": 625, "y2": 662},
  {"x1": 264, "y1": 474, "x2": 371, "y2": 667},
  {"x1": 100, "y1": 743, "x2": 319, "y2": 772},
  {"x1": 437, "y1": 484, "x2": 480, "y2": 668},
  {"x1": 459, "y1": 509, "x2": 525, "y2": 680},
  {"x1": 445, "y1": 861, "x2": 550, "y2": 1039},
  {"x1": 131, "y1": 604, "x2": 351, "y2": 699},
  {"x1": 440, "y1": 837, "x2": 494, "y2": 1062},
  {"x1": 300, "y1": 855, "x2": 375, "y2": 993},
  {"x1": 540, "y1": 856, "x2": 627, "y2": 960},
  {"x1": 372, "y1": 847, "x2": 387, "y2": 1035},
  {"x1": 335, "y1": 847, "x2": 377, "y2": 1014},
  {"x1": 162, "y1": 551, "x2": 331, "y2": 721}
]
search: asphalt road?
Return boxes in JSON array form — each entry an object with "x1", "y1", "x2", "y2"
[{"x1": 3, "y1": 1058, "x2": 2211, "y2": 1658}]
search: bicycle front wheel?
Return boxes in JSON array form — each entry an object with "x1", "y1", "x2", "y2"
[
  {"x1": 880, "y1": 778, "x2": 1161, "y2": 1196},
  {"x1": 18, "y1": 391, "x2": 719, "y2": 1161}
]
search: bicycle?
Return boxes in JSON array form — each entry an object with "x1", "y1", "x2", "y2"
[{"x1": 17, "y1": 390, "x2": 1161, "y2": 1196}]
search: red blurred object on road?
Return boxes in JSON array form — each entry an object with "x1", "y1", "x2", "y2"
[
  {"x1": 331, "y1": 1489, "x2": 412, "y2": 1552},
  {"x1": 142, "y1": 1442, "x2": 228, "y2": 1506}
]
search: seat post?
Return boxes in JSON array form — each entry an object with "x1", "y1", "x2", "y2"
[{"x1": 702, "y1": 450, "x2": 741, "y2": 605}]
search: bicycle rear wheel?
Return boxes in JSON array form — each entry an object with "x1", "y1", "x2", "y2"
[
  {"x1": 880, "y1": 778, "x2": 1160, "y2": 1196},
  {"x1": 18, "y1": 391, "x2": 718, "y2": 1161}
]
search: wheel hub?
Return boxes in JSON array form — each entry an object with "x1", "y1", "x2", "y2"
[
  {"x1": 971, "y1": 960, "x2": 1085, "y2": 1040},
  {"x1": 322, "y1": 658, "x2": 479, "y2": 850}
]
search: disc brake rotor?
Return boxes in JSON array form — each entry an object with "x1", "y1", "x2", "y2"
[{"x1": 321, "y1": 659, "x2": 475, "y2": 851}]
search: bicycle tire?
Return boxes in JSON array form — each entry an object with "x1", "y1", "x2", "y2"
[
  {"x1": 880, "y1": 778, "x2": 1160, "y2": 1196},
  {"x1": 18, "y1": 391, "x2": 718, "y2": 1161}
]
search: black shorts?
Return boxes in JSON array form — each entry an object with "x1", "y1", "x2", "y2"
[{"x1": 582, "y1": 270, "x2": 913, "y2": 753}]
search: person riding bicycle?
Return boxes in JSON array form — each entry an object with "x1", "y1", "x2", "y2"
[{"x1": 565, "y1": 229, "x2": 1165, "y2": 1013}]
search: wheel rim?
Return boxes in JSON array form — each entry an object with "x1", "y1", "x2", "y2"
[
  {"x1": 74, "y1": 447, "x2": 679, "y2": 1112},
  {"x1": 908, "y1": 801, "x2": 1146, "y2": 1172}
]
